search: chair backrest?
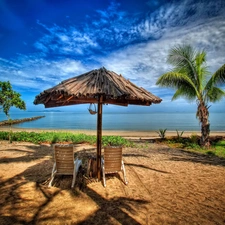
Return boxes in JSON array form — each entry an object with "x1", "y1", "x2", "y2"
[
  {"x1": 54, "y1": 144, "x2": 74, "y2": 175},
  {"x1": 104, "y1": 146, "x2": 122, "y2": 173}
]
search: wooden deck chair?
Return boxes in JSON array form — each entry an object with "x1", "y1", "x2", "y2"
[
  {"x1": 101, "y1": 146, "x2": 128, "y2": 187},
  {"x1": 48, "y1": 144, "x2": 82, "y2": 188}
]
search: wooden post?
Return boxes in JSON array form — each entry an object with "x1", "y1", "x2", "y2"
[{"x1": 96, "y1": 95, "x2": 103, "y2": 180}]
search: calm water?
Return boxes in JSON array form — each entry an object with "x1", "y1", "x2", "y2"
[{"x1": 0, "y1": 111, "x2": 225, "y2": 131}]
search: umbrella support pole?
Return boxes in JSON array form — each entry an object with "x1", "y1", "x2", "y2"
[{"x1": 96, "y1": 95, "x2": 103, "y2": 181}]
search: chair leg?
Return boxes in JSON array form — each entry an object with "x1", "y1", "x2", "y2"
[
  {"x1": 121, "y1": 160, "x2": 128, "y2": 185},
  {"x1": 48, "y1": 163, "x2": 56, "y2": 187},
  {"x1": 71, "y1": 158, "x2": 82, "y2": 188},
  {"x1": 101, "y1": 158, "x2": 106, "y2": 187}
]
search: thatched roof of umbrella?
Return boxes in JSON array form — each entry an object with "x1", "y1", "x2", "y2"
[
  {"x1": 34, "y1": 67, "x2": 162, "y2": 107},
  {"x1": 34, "y1": 67, "x2": 162, "y2": 181}
]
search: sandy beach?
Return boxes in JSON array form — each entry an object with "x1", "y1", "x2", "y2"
[{"x1": 0, "y1": 128, "x2": 225, "y2": 224}]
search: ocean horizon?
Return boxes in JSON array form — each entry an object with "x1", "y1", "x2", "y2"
[{"x1": 0, "y1": 111, "x2": 224, "y2": 132}]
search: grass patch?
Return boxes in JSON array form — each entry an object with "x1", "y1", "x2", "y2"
[
  {"x1": 0, "y1": 131, "x2": 133, "y2": 147},
  {"x1": 164, "y1": 136, "x2": 225, "y2": 158}
]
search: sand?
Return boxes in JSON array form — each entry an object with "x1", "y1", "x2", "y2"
[{"x1": 0, "y1": 134, "x2": 225, "y2": 224}]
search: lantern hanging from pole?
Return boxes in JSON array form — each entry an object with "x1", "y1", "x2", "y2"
[{"x1": 88, "y1": 103, "x2": 97, "y2": 115}]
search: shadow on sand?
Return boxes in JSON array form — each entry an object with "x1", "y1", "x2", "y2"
[{"x1": 0, "y1": 144, "x2": 149, "y2": 224}]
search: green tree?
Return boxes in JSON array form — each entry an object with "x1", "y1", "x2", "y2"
[
  {"x1": 0, "y1": 81, "x2": 26, "y2": 141},
  {"x1": 156, "y1": 45, "x2": 225, "y2": 147}
]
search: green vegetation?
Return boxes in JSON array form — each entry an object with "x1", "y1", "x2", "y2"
[
  {"x1": 164, "y1": 136, "x2": 225, "y2": 158},
  {"x1": 0, "y1": 130, "x2": 224, "y2": 158},
  {"x1": 0, "y1": 81, "x2": 26, "y2": 117},
  {"x1": 210, "y1": 140, "x2": 225, "y2": 158},
  {"x1": 0, "y1": 131, "x2": 133, "y2": 147},
  {"x1": 156, "y1": 128, "x2": 167, "y2": 138},
  {"x1": 101, "y1": 135, "x2": 133, "y2": 147},
  {"x1": 0, "y1": 81, "x2": 26, "y2": 142},
  {"x1": 176, "y1": 129, "x2": 184, "y2": 140},
  {"x1": 156, "y1": 44, "x2": 225, "y2": 147}
]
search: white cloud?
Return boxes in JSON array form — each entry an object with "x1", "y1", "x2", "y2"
[
  {"x1": 98, "y1": 12, "x2": 225, "y2": 92},
  {"x1": 34, "y1": 23, "x2": 100, "y2": 56},
  {"x1": 34, "y1": 42, "x2": 49, "y2": 53},
  {"x1": 0, "y1": 55, "x2": 87, "y2": 91}
]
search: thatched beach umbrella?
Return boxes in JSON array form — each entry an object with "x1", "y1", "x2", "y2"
[{"x1": 34, "y1": 67, "x2": 162, "y2": 180}]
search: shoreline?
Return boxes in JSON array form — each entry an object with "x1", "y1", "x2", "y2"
[{"x1": 0, "y1": 127, "x2": 225, "y2": 138}]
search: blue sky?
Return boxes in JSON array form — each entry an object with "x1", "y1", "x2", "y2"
[{"x1": 0, "y1": 0, "x2": 225, "y2": 113}]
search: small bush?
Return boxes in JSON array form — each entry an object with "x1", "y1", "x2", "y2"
[
  {"x1": 215, "y1": 140, "x2": 225, "y2": 147},
  {"x1": 156, "y1": 129, "x2": 167, "y2": 138},
  {"x1": 102, "y1": 135, "x2": 133, "y2": 147},
  {"x1": 176, "y1": 129, "x2": 184, "y2": 139},
  {"x1": 190, "y1": 133, "x2": 199, "y2": 144},
  {"x1": 0, "y1": 131, "x2": 9, "y2": 140}
]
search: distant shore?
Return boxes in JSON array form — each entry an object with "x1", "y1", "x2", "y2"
[{"x1": 0, "y1": 127, "x2": 225, "y2": 139}]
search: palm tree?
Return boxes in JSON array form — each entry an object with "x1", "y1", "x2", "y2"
[{"x1": 156, "y1": 45, "x2": 225, "y2": 146}]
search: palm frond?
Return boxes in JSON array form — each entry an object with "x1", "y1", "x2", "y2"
[
  {"x1": 212, "y1": 64, "x2": 225, "y2": 85},
  {"x1": 167, "y1": 44, "x2": 200, "y2": 86},
  {"x1": 156, "y1": 72, "x2": 198, "y2": 94},
  {"x1": 194, "y1": 51, "x2": 209, "y2": 91},
  {"x1": 205, "y1": 64, "x2": 225, "y2": 91},
  {"x1": 172, "y1": 87, "x2": 197, "y2": 101},
  {"x1": 167, "y1": 45, "x2": 196, "y2": 67},
  {"x1": 195, "y1": 51, "x2": 206, "y2": 68},
  {"x1": 156, "y1": 72, "x2": 184, "y2": 88},
  {"x1": 206, "y1": 87, "x2": 225, "y2": 102},
  {"x1": 157, "y1": 44, "x2": 225, "y2": 114}
]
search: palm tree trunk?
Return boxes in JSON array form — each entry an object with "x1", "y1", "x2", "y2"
[{"x1": 197, "y1": 102, "x2": 210, "y2": 147}]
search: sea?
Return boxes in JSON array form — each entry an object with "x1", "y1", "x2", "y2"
[{"x1": 0, "y1": 111, "x2": 225, "y2": 132}]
